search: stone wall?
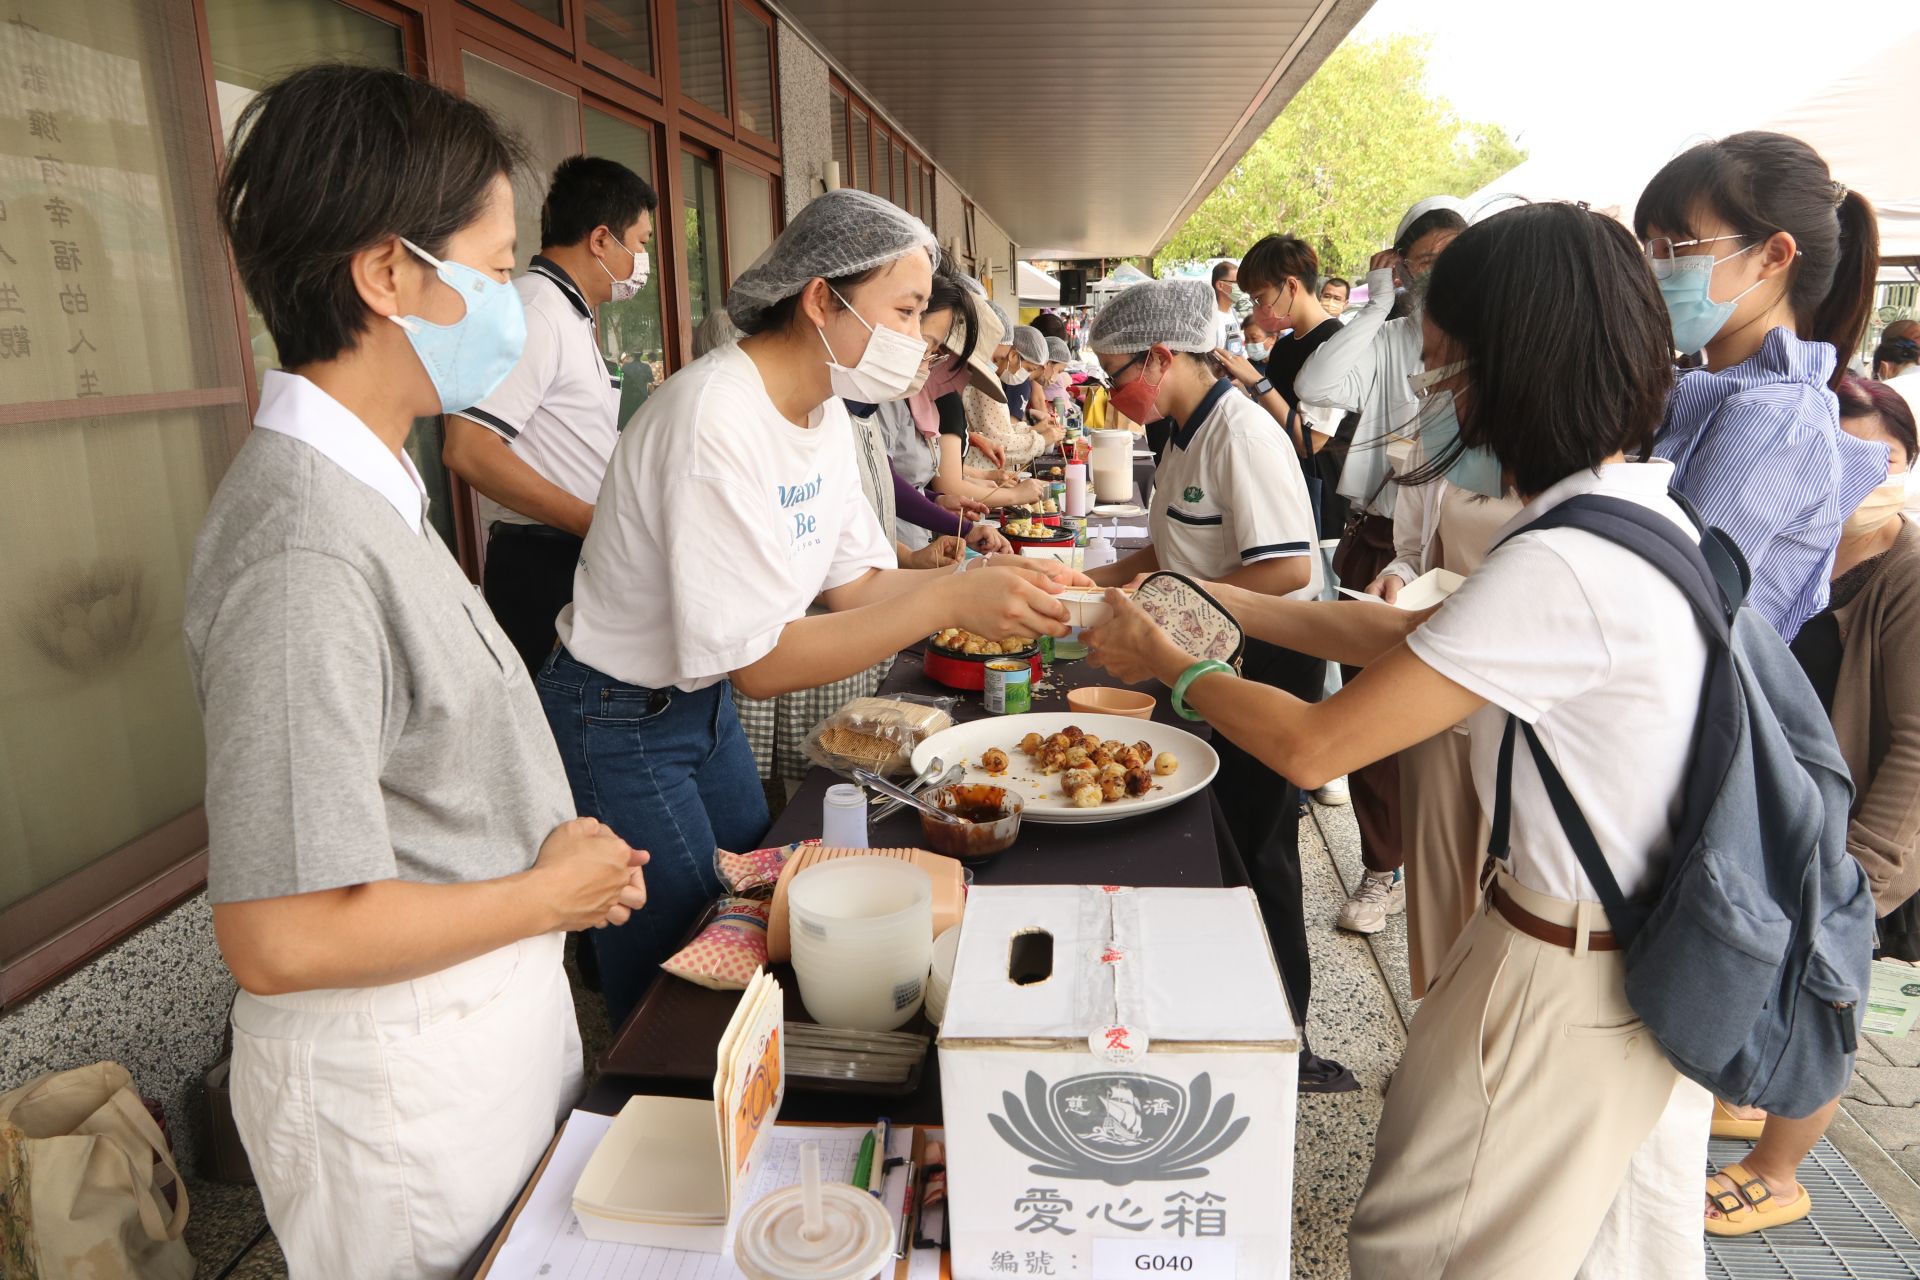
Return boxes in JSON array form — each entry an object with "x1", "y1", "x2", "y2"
[
  {"x1": 776, "y1": 21, "x2": 830, "y2": 222},
  {"x1": 0, "y1": 893, "x2": 234, "y2": 1170}
]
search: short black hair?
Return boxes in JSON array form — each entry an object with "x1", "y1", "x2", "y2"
[
  {"x1": 1838, "y1": 374, "x2": 1918, "y2": 465},
  {"x1": 1402, "y1": 202, "x2": 1674, "y2": 499},
  {"x1": 540, "y1": 154, "x2": 658, "y2": 249},
  {"x1": 1320, "y1": 277, "x2": 1350, "y2": 296},
  {"x1": 1210, "y1": 260, "x2": 1236, "y2": 287},
  {"x1": 1636, "y1": 131, "x2": 1879, "y2": 390},
  {"x1": 219, "y1": 64, "x2": 520, "y2": 369},
  {"x1": 1030, "y1": 312, "x2": 1067, "y2": 341},
  {"x1": 1239, "y1": 236, "x2": 1318, "y2": 296}
]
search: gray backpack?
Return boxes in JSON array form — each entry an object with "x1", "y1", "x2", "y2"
[{"x1": 1489, "y1": 493, "x2": 1874, "y2": 1118}]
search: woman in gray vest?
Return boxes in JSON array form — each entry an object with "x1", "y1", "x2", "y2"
[{"x1": 185, "y1": 67, "x2": 644, "y2": 1277}]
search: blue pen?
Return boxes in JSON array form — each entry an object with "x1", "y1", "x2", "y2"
[{"x1": 867, "y1": 1117, "x2": 890, "y2": 1198}]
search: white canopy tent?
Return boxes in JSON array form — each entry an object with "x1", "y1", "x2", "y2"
[
  {"x1": 1469, "y1": 30, "x2": 1920, "y2": 262},
  {"x1": 1018, "y1": 261, "x2": 1061, "y2": 305}
]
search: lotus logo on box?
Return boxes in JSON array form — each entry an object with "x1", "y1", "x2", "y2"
[{"x1": 988, "y1": 1070, "x2": 1248, "y2": 1186}]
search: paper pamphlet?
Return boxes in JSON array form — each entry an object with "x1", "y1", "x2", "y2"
[
  {"x1": 1865, "y1": 959, "x2": 1920, "y2": 1038},
  {"x1": 489, "y1": 1112, "x2": 925, "y2": 1279},
  {"x1": 572, "y1": 972, "x2": 784, "y2": 1246}
]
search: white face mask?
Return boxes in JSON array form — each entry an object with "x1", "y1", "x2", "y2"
[
  {"x1": 598, "y1": 236, "x2": 650, "y2": 302},
  {"x1": 817, "y1": 287, "x2": 926, "y2": 402}
]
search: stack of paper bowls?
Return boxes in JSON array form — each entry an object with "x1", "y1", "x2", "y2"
[
  {"x1": 788, "y1": 857, "x2": 933, "y2": 1032},
  {"x1": 924, "y1": 925, "x2": 962, "y2": 1026}
]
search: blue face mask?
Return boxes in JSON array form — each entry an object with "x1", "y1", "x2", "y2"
[
  {"x1": 1408, "y1": 361, "x2": 1504, "y2": 497},
  {"x1": 390, "y1": 237, "x2": 527, "y2": 412},
  {"x1": 1656, "y1": 244, "x2": 1762, "y2": 356}
]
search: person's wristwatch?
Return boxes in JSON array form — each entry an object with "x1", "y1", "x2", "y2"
[{"x1": 1250, "y1": 377, "x2": 1273, "y2": 397}]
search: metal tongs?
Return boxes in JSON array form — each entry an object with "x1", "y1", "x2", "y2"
[{"x1": 863, "y1": 756, "x2": 965, "y2": 823}]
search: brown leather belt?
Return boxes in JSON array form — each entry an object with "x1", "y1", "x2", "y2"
[{"x1": 1489, "y1": 879, "x2": 1619, "y2": 952}]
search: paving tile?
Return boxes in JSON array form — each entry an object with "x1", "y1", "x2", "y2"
[
  {"x1": 181, "y1": 1176, "x2": 267, "y2": 1277},
  {"x1": 1858, "y1": 1061, "x2": 1920, "y2": 1109}
]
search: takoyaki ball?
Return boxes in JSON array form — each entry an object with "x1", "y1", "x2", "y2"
[
  {"x1": 1116, "y1": 747, "x2": 1146, "y2": 770},
  {"x1": 981, "y1": 747, "x2": 1009, "y2": 775},
  {"x1": 1019, "y1": 732, "x2": 1045, "y2": 755},
  {"x1": 1100, "y1": 762, "x2": 1127, "y2": 782},
  {"x1": 1071, "y1": 783, "x2": 1103, "y2": 808},
  {"x1": 1061, "y1": 725, "x2": 1083, "y2": 740},
  {"x1": 1065, "y1": 746, "x2": 1092, "y2": 769},
  {"x1": 1062, "y1": 767, "x2": 1097, "y2": 796},
  {"x1": 1154, "y1": 751, "x2": 1180, "y2": 776},
  {"x1": 1125, "y1": 767, "x2": 1155, "y2": 797},
  {"x1": 1048, "y1": 733, "x2": 1073, "y2": 752},
  {"x1": 1100, "y1": 775, "x2": 1127, "y2": 802},
  {"x1": 1133, "y1": 741, "x2": 1154, "y2": 759},
  {"x1": 1090, "y1": 747, "x2": 1115, "y2": 769}
]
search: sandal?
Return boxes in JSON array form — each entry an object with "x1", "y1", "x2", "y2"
[
  {"x1": 1711, "y1": 1096, "x2": 1766, "y2": 1141},
  {"x1": 1704, "y1": 1163, "x2": 1810, "y2": 1237}
]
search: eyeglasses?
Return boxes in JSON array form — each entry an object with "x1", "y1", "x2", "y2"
[
  {"x1": 1106, "y1": 351, "x2": 1146, "y2": 387},
  {"x1": 1642, "y1": 234, "x2": 1747, "y2": 280}
]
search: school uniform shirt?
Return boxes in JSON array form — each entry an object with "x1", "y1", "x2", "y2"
[
  {"x1": 1148, "y1": 377, "x2": 1321, "y2": 597},
  {"x1": 458, "y1": 256, "x2": 622, "y2": 528},
  {"x1": 1655, "y1": 327, "x2": 1888, "y2": 640},
  {"x1": 1406, "y1": 460, "x2": 1710, "y2": 904},
  {"x1": 558, "y1": 342, "x2": 896, "y2": 692}
]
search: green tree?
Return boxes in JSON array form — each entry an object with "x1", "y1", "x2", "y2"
[{"x1": 1162, "y1": 35, "x2": 1525, "y2": 277}]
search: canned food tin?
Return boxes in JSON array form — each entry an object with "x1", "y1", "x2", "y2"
[
  {"x1": 983, "y1": 659, "x2": 1032, "y2": 715},
  {"x1": 1049, "y1": 481, "x2": 1067, "y2": 507}
]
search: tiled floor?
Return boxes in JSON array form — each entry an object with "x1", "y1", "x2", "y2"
[{"x1": 180, "y1": 800, "x2": 1920, "y2": 1278}]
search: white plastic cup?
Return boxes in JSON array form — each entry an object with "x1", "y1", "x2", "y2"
[{"x1": 788, "y1": 857, "x2": 933, "y2": 1031}]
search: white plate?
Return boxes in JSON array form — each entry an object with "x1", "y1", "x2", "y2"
[
  {"x1": 909, "y1": 712, "x2": 1217, "y2": 825},
  {"x1": 1092, "y1": 503, "x2": 1146, "y2": 517}
]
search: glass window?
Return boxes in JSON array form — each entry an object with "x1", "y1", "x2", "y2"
[
  {"x1": 461, "y1": 53, "x2": 584, "y2": 276},
  {"x1": 682, "y1": 151, "x2": 723, "y2": 328},
  {"x1": 586, "y1": 108, "x2": 667, "y2": 417},
  {"x1": 891, "y1": 143, "x2": 907, "y2": 212},
  {"x1": 725, "y1": 163, "x2": 773, "y2": 286},
  {"x1": 730, "y1": 2, "x2": 772, "y2": 138},
  {"x1": 586, "y1": 0, "x2": 653, "y2": 79},
  {"x1": 676, "y1": 0, "x2": 727, "y2": 117},
  {"x1": 872, "y1": 130, "x2": 889, "y2": 198},
  {"x1": 830, "y1": 92, "x2": 847, "y2": 187},
  {"x1": 850, "y1": 107, "x2": 869, "y2": 194},
  {"x1": 512, "y1": 0, "x2": 564, "y2": 23},
  {"x1": 0, "y1": 2, "x2": 248, "y2": 925}
]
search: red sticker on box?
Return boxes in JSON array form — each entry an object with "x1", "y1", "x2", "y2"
[{"x1": 1090, "y1": 1023, "x2": 1148, "y2": 1065}]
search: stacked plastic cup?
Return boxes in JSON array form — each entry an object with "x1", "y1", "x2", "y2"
[{"x1": 787, "y1": 857, "x2": 933, "y2": 1032}]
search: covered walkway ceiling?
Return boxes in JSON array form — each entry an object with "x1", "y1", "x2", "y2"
[{"x1": 772, "y1": 0, "x2": 1376, "y2": 260}]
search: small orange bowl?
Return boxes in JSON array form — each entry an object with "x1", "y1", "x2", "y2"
[{"x1": 1066, "y1": 686, "x2": 1155, "y2": 719}]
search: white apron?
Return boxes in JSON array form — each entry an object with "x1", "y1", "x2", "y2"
[{"x1": 228, "y1": 931, "x2": 582, "y2": 1278}]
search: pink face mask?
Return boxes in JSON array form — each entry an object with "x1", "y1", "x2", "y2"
[{"x1": 923, "y1": 352, "x2": 974, "y2": 400}]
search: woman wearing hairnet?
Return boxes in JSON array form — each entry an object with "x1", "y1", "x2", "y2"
[
  {"x1": 1080, "y1": 278, "x2": 1346, "y2": 1091},
  {"x1": 539, "y1": 189, "x2": 1084, "y2": 1026}
]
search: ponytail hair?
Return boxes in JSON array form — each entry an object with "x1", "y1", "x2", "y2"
[{"x1": 1635, "y1": 131, "x2": 1880, "y2": 390}]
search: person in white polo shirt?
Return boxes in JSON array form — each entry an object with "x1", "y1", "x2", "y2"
[
  {"x1": 1079, "y1": 277, "x2": 1341, "y2": 1091},
  {"x1": 444, "y1": 155, "x2": 657, "y2": 672},
  {"x1": 1084, "y1": 202, "x2": 1712, "y2": 1278},
  {"x1": 540, "y1": 189, "x2": 1086, "y2": 1027}
]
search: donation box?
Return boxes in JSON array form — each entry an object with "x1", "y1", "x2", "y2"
[{"x1": 938, "y1": 886, "x2": 1299, "y2": 1280}]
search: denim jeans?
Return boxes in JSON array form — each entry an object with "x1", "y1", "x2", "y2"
[{"x1": 537, "y1": 647, "x2": 771, "y2": 1029}]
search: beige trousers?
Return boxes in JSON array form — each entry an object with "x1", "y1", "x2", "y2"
[
  {"x1": 1398, "y1": 728, "x2": 1486, "y2": 994},
  {"x1": 1348, "y1": 874, "x2": 1680, "y2": 1280}
]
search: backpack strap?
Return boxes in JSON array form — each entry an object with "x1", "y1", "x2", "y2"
[{"x1": 1485, "y1": 490, "x2": 1745, "y2": 947}]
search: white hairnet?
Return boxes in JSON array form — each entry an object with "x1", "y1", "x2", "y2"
[
  {"x1": 1011, "y1": 326, "x2": 1047, "y2": 365},
  {"x1": 986, "y1": 300, "x2": 1015, "y2": 347},
  {"x1": 1088, "y1": 278, "x2": 1217, "y2": 354},
  {"x1": 1395, "y1": 195, "x2": 1469, "y2": 248},
  {"x1": 1045, "y1": 336, "x2": 1072, "y2": 364},
  {"x1": 725, "y1": 188, "x2": 938, "y2": 331}
]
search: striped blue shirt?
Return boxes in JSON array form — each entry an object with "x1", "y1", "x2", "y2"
[{"x1": 1654, "y1": 328, "x2": 1889, "y2": 640}]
